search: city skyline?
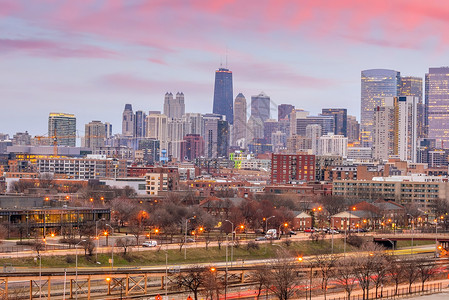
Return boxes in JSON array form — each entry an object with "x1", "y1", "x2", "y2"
[{"x1": 2, "y1": 1, "x2": 449, "y2": 135}]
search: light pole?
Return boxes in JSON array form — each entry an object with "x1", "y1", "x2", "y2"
[
  {"x1": 75, "y1": 239, "x2": 86, "y2": 300},
  {"x1": 105, "y1": 224, "x2": 114, "y2": 269},
  {"x1": 331, "y1": 217, "x2": 334, "y2": 254},
  {"x1": 435, "y1": 218, "x2": 439, "y2": 257},
  {"x1": 184, "y1": 216, "x2": 195, "y2": 260},
  {"x1": 38, "y1": 253, "x2": 42, "y2": 300},
  {"x1": 163, "y1": 249, "x2": 168, "y2": 300},
  {"x1": 265, "y1": 216, "x2": 275, "y2": 233},
  {"x1": 95, "y1": 218, "x2": 104, "y2": 263},
  {"x1": 224, "y1": 220, "x2": 234, "y2": 265}
]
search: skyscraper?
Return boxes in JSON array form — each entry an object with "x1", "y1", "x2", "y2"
[
  {"x1": 164, "y1": 92, "x2": 185, "y2": 119},
  {"x1": 203, "y1": 114, "x2": 229, "y2": 158},
  {"x1": 122, "y1": 104, "x2": 134, "y2": 137},
  {"x1": 182, "y1": 113, "x2": 203, "y2": 136},
  {"x1": 251, "y1": 92, "x2": 271, "y2": 122},
  {"x1": 426, "y1": 67, "x2": 449, "y2": 148},
  {"x1": 233, "y1": 93, "x2": 247, "y2": 146},
  {"x1": 104, "y1": 122, "x2": 113, "y2": 139},
  {"x1": 212, "y1": 67, "x2": 233, "y2": 124},
  {"x1": 361, "y1": 69, "x2": 400, "y2": 147},
  {"x1": 278, "y1": 104, "x2": 295, "y2": 121},
  {"x1": 84, "y1": 121, "x2": 105, "y2": 149},
  {"x1": 373, "y1": 96, "x2": 418, "y2": 161},
  {"x1": 346, "y1": 115, "x2": 360, "y2": 143},
  {"x1": 134, "y1": 110, "x2": 147, "y2": 138},
  {"x1": 400, "y1": 76, "x2": 424, "y2": 138},
  {"x1": 321, "y1": 108, "x2": 347, "y2": 136},
  {"x1": 48, "y1": 112, "x2": 76, "y2": 146},
  {"x1": 146, "y1": 113, "x2": 168, "y2": 154}
]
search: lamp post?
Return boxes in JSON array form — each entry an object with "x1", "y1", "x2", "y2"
[
  {"x1": 105, "y1": 224, "x2": 114, "y2": 269},
  {"x1": 224, "y1": 220, "x2": 234, "y2": 265},
  {"x1": 279, "y1": 222, "x2": 288, "y2": 239},
  {"x1": 184, "y1": 216, "x2": 195, "y2": 260},
  {"x1": 75, "y1": 239, "x2": 86, "y2": 300},
  {"x1": 95, "y1": 218, "x2": 104, "y2": 263},
  {"x1": 38, "y1": 253, "x2": 42, "y2": 300},
  {"x1": 264, "y1": 216, "x2": 275, "y2": 233}
]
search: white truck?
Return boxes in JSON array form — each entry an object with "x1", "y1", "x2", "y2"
[{"x1": 265, "y1": 229, "x2": 278, "y2": 239}]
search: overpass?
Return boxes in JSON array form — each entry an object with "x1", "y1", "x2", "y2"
[{"x1": 373, "y1": 234, "x2": 449, "y2": 251}]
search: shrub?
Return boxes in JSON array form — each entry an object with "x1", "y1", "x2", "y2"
[
  {"x1": 346, "y1": 234, "x2": 364, "y2": 248},
  {"x1": 246, "y1": 241, "x2": 259, "y2": 251}
]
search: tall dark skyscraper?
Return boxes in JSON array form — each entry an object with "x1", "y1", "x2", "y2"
[
  {"x1": 212, "y1": 67, "x2": 233, "y2": 124},
  {"x1": 321, "y1": 108, "x2": 347, "y2": 136}
]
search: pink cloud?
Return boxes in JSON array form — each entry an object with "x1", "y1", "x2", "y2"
[
  {"x1": 0, "y1": 38, "x2": 119, "y2": 58},
  {"x1": 3, "y1": 0, "x2": 449, "y2": 57},
  {"x1": 98, "y1": 73, "x2": 210, "y2": 93}
]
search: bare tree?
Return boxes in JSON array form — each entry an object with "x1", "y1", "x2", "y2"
[
  {"x1": 176, "y1": 265, "x2": 206, "y2": 300},
  {"x1": 266, "y1": 249, "x2": 301, "y2": 300},
  {"x1": 202, "y1": 269, "x2": 223, "y2": 300},
  {"x1": 315, "y1": 252, "x2": 338, "y2": 300},
  {"x1": 371, "y1": 253, "x2": 389, "y2": 298},
  {"x1": 417, "y1": 259, "x2": 437, "y2": 292},
  {"x1": 251, "y1": 265, "x2": 270, "y2": 300},
  {"x1": 386, "y1": 258, "x2": 405, "y2": 296},
  {"x1": 116, "y1": 237, "x2": 133, "y2": 255},
  {"x1": 38, "y1": 173, "x2": 54, "y2": 189},
  {"x1": 82, "y1": 239, "x2": 95, "y2": 256},
  {"x1": 335, "y1": 258, "x2": 358, "y2": 300},
  {"x1": 403, "y1": 260, "x2": 420, "y2": 293},
  {"x1": 352, "y1": 243, "x2": 385, "y2": 300}
]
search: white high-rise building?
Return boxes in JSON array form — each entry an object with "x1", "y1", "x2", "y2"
[
  {"x1": 168, "y1": 118, "x2": 185, "y2": 160},
  {"x1": 373, "y1": 106, "x2": 394, "y2": 160},
  {"x1": 182, "y1": 113, "x2": 203, "y2": 136},
  {"x1": 233, "y1": 93, "x2": 247, "y2": 147},
  {"x1": 164, "y1": 92, "x2": 185, "y2": 119},
  {"x1": 146, "y1": 113, "x2": 168, "y2": 154},
  {"x1": 373, "y1": 96, "x2": 418, "y2": 161},
  {"x1": 306, "y1": 124, "x2": 322, "y2": 155},
  {"x1": 318, "y1": 133, "x2": 348, "y2": 157}
]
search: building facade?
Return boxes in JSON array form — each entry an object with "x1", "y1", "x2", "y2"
[
  {"x1": 426, "y1": 67, "x2": 449, "y2": 148},
  {"x1": 251, "y1": 92, "x2": 271, "y2": 122},
  {"x1": 233, "y1": 93, "x2": 247, "y2": 147},
  {"x1": 321, "y1": 108, "x2": 347, "y2": 136},
  {"x1": 164, "y1": 92, "x2": 185, "y2": 119},
  {"x1": 122, "y1": 104, "x2": 134, "y2": 137},
  {"x1": 271, "y1": 153, "x2": 316, "y2": 184},
  {"x1": 361, "y1": 69, "x2": 400, "y2": 147},
  {"x1": 48, "y1": 112, "x2": 76, "y2": 147},
  {"x1": 212, "y1": 68, "x2": 233, "y2": 124},
  {"x1": 84, "y1": 121, "x2": 105, "y2": 149}
]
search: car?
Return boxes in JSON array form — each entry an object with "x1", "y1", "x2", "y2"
[
  {"x1": 255, "y1": 236, "x2": 267, "y2": 241},
  {"x1": 288, "y1": 230, "x2": 297, "y2": 235},
  {"x1": 142, "y1": 240, "x2": 158, "y2": 247},
  {"x1": 328, "y1": 229, "x2": 339, "y2": 234},
  {"x1": 304, "y1": 228, "x2": 315, "y2": 233},
  {"x1": 185, "y1": 238, "x2": 195, "y2": 243}
]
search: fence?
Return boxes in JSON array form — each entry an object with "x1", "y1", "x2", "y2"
[{"x1": 329, "y1": 282, "x2": 442, "y2": 300}]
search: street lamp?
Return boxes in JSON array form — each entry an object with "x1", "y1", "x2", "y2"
[
  {"x1": 95, "y1": 218, "x2": 105, "y2": 263},
  {"x1": 279, "y1": 222, "x2": 288, "y2": 239},
  {"x1": 224, "y1": 220, "x2": 234, "y2": 265},
  {"x1": 264, "y1": 216, "x2": 275, "y2": 233},
  {"x1": 75, "y1": 239, "x2": 86, "y2": 300},
  {"x1": 184, "y1": 216, "x2": 195, "y2": 260},
  {"x1": 105, "y1": 224, "x2": 114, "y2": 269}
]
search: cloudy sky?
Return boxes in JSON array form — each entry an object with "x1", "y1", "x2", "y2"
[{"x1": 2, "y1": 0, "x2": 449, "y2": 137}]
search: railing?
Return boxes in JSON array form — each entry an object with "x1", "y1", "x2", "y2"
[{"x1": 329, "y1": 282, "x2": 442, "y2": 300}]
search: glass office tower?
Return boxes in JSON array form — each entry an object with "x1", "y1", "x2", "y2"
[
  {"x1": 361, "y1": 69, "x2": 401, "y2": 147},
  {"x1": 212, "y1": 68, "x2": 233, "y2": 124}
]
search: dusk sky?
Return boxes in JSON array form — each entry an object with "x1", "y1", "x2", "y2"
[{"x1": 2, "y1": 0, "x2": 449, "y2": 137}]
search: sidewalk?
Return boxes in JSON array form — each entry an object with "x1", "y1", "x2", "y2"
[{"x1": 317, "y1": 278, "x2": 449, "y2": 300}]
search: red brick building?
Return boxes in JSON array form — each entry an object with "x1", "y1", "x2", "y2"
[
  {"x1": 271, "y1": 154, "x2": 315, "y2": 184},
  {"x1": 293, "y1": 212, "x2": 312, "y2": 230},
  {"x1": 181, "y1": 134, "x2": 205, "y2": 161}
]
